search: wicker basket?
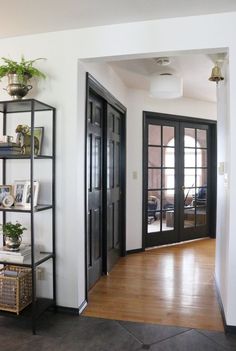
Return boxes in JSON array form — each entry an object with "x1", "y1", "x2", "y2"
[{"x1": 0, "y1": 265, "x2": 32, "y2": 315}]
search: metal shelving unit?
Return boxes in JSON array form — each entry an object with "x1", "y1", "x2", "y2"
[{"x1": 0, "y1": 99, "x2": 56, "y2": 334}]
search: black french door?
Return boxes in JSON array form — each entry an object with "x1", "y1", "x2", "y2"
[{"x1": 143, "y1": 112, "x2": 216, "y2": 248}]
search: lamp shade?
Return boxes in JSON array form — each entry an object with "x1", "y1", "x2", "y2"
[{"x1": 150, "y1": 73, "x2": 183, "y2": 99}]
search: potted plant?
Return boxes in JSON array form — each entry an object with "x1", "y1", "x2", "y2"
[
  {"x1": 0, "y1": 56, "x2": 46, "y2": 100},
  {"x1": 0, "y1": 222, "x2": 27, "y2": 251}
]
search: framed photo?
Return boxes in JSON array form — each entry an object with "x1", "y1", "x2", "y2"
[
  {"x1": 0, "y1": 185, "x2": 13, "y2": 205},
  {"x1": 28, "y1": 127, "x2": 44, "y2": 155},
  {"x1": 24, "y1": 181, "x2": 40, "y2": 208},
  {"x1": 14, "y1": 181, "x2": 27, "y2": 206}
]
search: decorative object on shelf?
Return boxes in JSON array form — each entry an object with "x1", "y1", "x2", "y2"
[
  {"x1": 0, "y1": 185, "x2": 13, "y2": 205},
  {"x1": 15, "y1": 124, "x2": 40, "y2": 155},
  {"x1": 0, "y1": 222, "x2": 27, "y2": 251},
  {"x1": 0, "y1": 265, "x2": 32, "y2": 314},
  {"x1": 0, "y1": 141, "x2": 22, "y2": 155},
  {"x1": 0, "y1": 244, "x2": 31, "y2": 263},
  {"x1": 14, "y1": 181, "x2": 26, "y2": 206},
  {"x1": 0, "y1": 136, "x2": 13, "y2": 143},
  {"x1": 24, "y1": 181, "x2": 40, "y2": 208},
  {"x1": 0, "y1": 56, "x2": 46, "y2": 100},
  {"x1": 13, "y1": 180, "x2": 40, "y2": 208},
  {"x1": 2, "y1": 194, "x2": 14, "y2": 208},
  {"x1": 28, "y1": 126, "x2": 44, "y2": 155}
]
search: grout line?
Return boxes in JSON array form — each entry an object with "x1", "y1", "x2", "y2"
[
  {"x1": 116, "y1": 321, "x2": 144, "y2": 345},
  {"x1": 196, "y1": 330, "x2": 231, "y2": 351},
  {"x1": 117, "y1": 320, "x2": 192, "y2": 347},
  {"x1": 149, "y1": 328, "x2": 193, "y2": 347}
]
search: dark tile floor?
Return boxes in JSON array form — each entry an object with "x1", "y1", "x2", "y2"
[{"x1": 0, "y1": 312, "x2": 236, "y2": 350}]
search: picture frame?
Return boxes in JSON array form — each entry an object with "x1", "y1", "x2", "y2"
[
  {"x1": 28, "y1": 127, "x2": 44, "y2": 155},
  {"x1": 13, "y1": 181, "x2": 27, "y2": 206},
  {"x1": 0, "y1": 185, "x2": 13, "y2": 206},
  {"x1": 24, "y1": 181, "x2": 40, "y2": 208}
]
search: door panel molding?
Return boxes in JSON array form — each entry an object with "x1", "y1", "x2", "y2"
[{"x1": 143, "y1": 111, "x2": 217, "y2": 249}]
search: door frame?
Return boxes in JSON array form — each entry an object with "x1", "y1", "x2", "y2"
[
  {"x1": 84, "y1": 73, "x2": 127, "y2": 299},
  {"x1": 142, "y1": 111, "x2": 217, "y2": 250}
]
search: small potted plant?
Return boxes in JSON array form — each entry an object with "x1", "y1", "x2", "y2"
[
  {"x1": 0, "y1": 222, "x2": 27, "y2": 251},
  {"x1": 0, "y1": 56, "x2": 46, "y2": 100}
]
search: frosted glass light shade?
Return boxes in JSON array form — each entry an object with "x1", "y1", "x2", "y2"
[{"x1": 150, "y1": 74, "x2": 183, "y2": 99}]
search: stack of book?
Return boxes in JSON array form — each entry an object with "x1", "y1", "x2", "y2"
[
  {"x1": 0, "y1": 142, "x2": 22, "y2": 155},
  {"x1": 0, "y1": 245, "x2": 31, "y2": 263}
]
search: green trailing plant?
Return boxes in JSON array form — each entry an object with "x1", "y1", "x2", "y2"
[
  {"x1": 0, "y1": 56, "x2": 46, "y2": 83},
  {"x1": 0, "y1": 222, "x2": 27, "y2": 240}
]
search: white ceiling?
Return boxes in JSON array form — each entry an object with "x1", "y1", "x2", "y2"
[
  {"x1": 1, "y1": 0, "x2": 236, "y2": 38},
  {"x1": 109, "y1": 54, "x2": 224, "y2": 102}
]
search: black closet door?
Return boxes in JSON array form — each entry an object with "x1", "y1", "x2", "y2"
[
  {"x1": 106, "y1": 104, "x2": 122, "y2": 272},
  {"x1": 87, "y1": 93, "x2": 103, "y2": 288}
]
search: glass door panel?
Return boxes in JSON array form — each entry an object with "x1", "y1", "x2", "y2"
[
  {"x1": 146, "y1": 121, "x2": 178, "y2": 246},
  {"x1": 181, "y1": 125, "x2": 208, "y2": 240}
]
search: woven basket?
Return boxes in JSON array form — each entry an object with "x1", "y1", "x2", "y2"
[{"x1": 0, "y1": 265, "x2": 32, "y2": 315}]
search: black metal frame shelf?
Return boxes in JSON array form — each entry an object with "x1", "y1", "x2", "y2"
[
  {"x1": 0, "y1": 155, "x2": 53, "y2": 159},
  {"x1": 0, "y1": 98, "x2": 56, "y2": 334},
  {"x1": 0, "y1": 252, "x2": 54, "y2": 267},
  {"x1": 0, "y1": 298, "x2": 55, "y2": 319},
  {"x1": 0, "y1": 204, "x2": 53, "y2": 213}
]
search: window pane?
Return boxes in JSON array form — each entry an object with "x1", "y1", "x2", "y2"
[
  {"x1": 147, "y1": 191, "x2": 161, "y2": 233},
  {"x1": 197, "y1": 168, "x2": 207, "y2": 187},
  {"x1": 199, "y1": 149, "x2": 207, "y2": 167},
  {"x1": 184, "y1": 129, "x2": 195, "y2": 146},
  {"x1": 197, "y1": 129, "x2": 207, "y2": 148},
  {"x1": 164, "y1": 210, "x2": 174, "y2": 230},
  {"x1": 184, "y1": 208, "x2": 195, "y2": 228},
  {"x1": 163, "y1": 126, "x2": 174, "y2": 146},
  {"x1": 184, "y1": 148, "x2": 195, "y2": 167},
  {"x1": 148, "y1": 169, "x2": 161, "y2": 189},
  {"x1": 162, "y1": 190, "x2": 175, "y2": 210},
  {"x1": 148, "y1": 147, "x2": 161, "y2": 167},
  {"x1": 163, "y1": 147, "x2": 175, "y2": 167},
  {"x1": 184, "y1": 187, "x2": 195, "y2": 206},
  {"x1": 162, "y1": 168, "x2": 175, "y2": 189},
  {"x1": 162, "y1": 211, "x2": 174, "y2": 231},
  {"x1": 195, "y1": 187, "x2": 207, "y2": 206},
  {"x1": 148, "y1": 125, "x2": 161, "y2": 145},
  {"x1": 184, "y1": 168, "x2": 195, "y2": 187},
  {"x1": 196, "y1": 207, "x2": 207, "y2": 226}
]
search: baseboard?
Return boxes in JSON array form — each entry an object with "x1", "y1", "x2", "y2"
[
  {"x1": 126, "y1": 248, "x2": 143, "y2": 255},
  {"x1": 56, "y1": 305, "x2": 79, "y2": 315},
  {"x1": 215, "y1": 280, "x2": 236, "y2": 334},
  {"x1": 79, "y1": 299, "x2": 88, "y2": 314}
]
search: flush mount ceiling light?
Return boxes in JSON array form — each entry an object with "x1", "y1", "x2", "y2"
[{"x1": 150, "y1": 57, "x2": 183, "y2": 99}]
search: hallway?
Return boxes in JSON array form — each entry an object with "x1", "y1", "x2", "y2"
[{"x1": 83, "y1": 238, "x2": 223, "y2": 331}]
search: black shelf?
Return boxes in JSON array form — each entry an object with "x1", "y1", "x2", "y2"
[
  {"x1": 0, "y1": 98, "x2": 56, "y2": 334},
  {"x1": 0, "y1": 155, "x2": 53, "y2": 160},
  {"x1": 0, "y1": 99, "x2": 54, "y2": 113},
  {"x1": 0, "y1": 204, "x2": 53, "y2": 213},
  {"x1": 0, "y1": 298, "x2": 54, "y2": 319},
  {"x1": 0, "y1": 252, "x2": 54, "y2": 267}
]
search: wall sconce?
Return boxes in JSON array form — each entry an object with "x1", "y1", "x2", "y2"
[{"x1": 209, "y1": 63, "x2": 224, "y2": 83}]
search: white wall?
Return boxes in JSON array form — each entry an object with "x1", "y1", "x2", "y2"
[
  {"x1": 126, "y1": 89, "x2": 216, "y2": 250},
  {"x1": 0, "y1": 11, "x2": 235, "y2": 325},
  {"x1": 215, "y1": 61, "x2": 230, "y2": 317}
]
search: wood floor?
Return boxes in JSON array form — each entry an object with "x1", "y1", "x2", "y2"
[{"x1": 83, "y1": 238, "x2": 224, "y2": 331}]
